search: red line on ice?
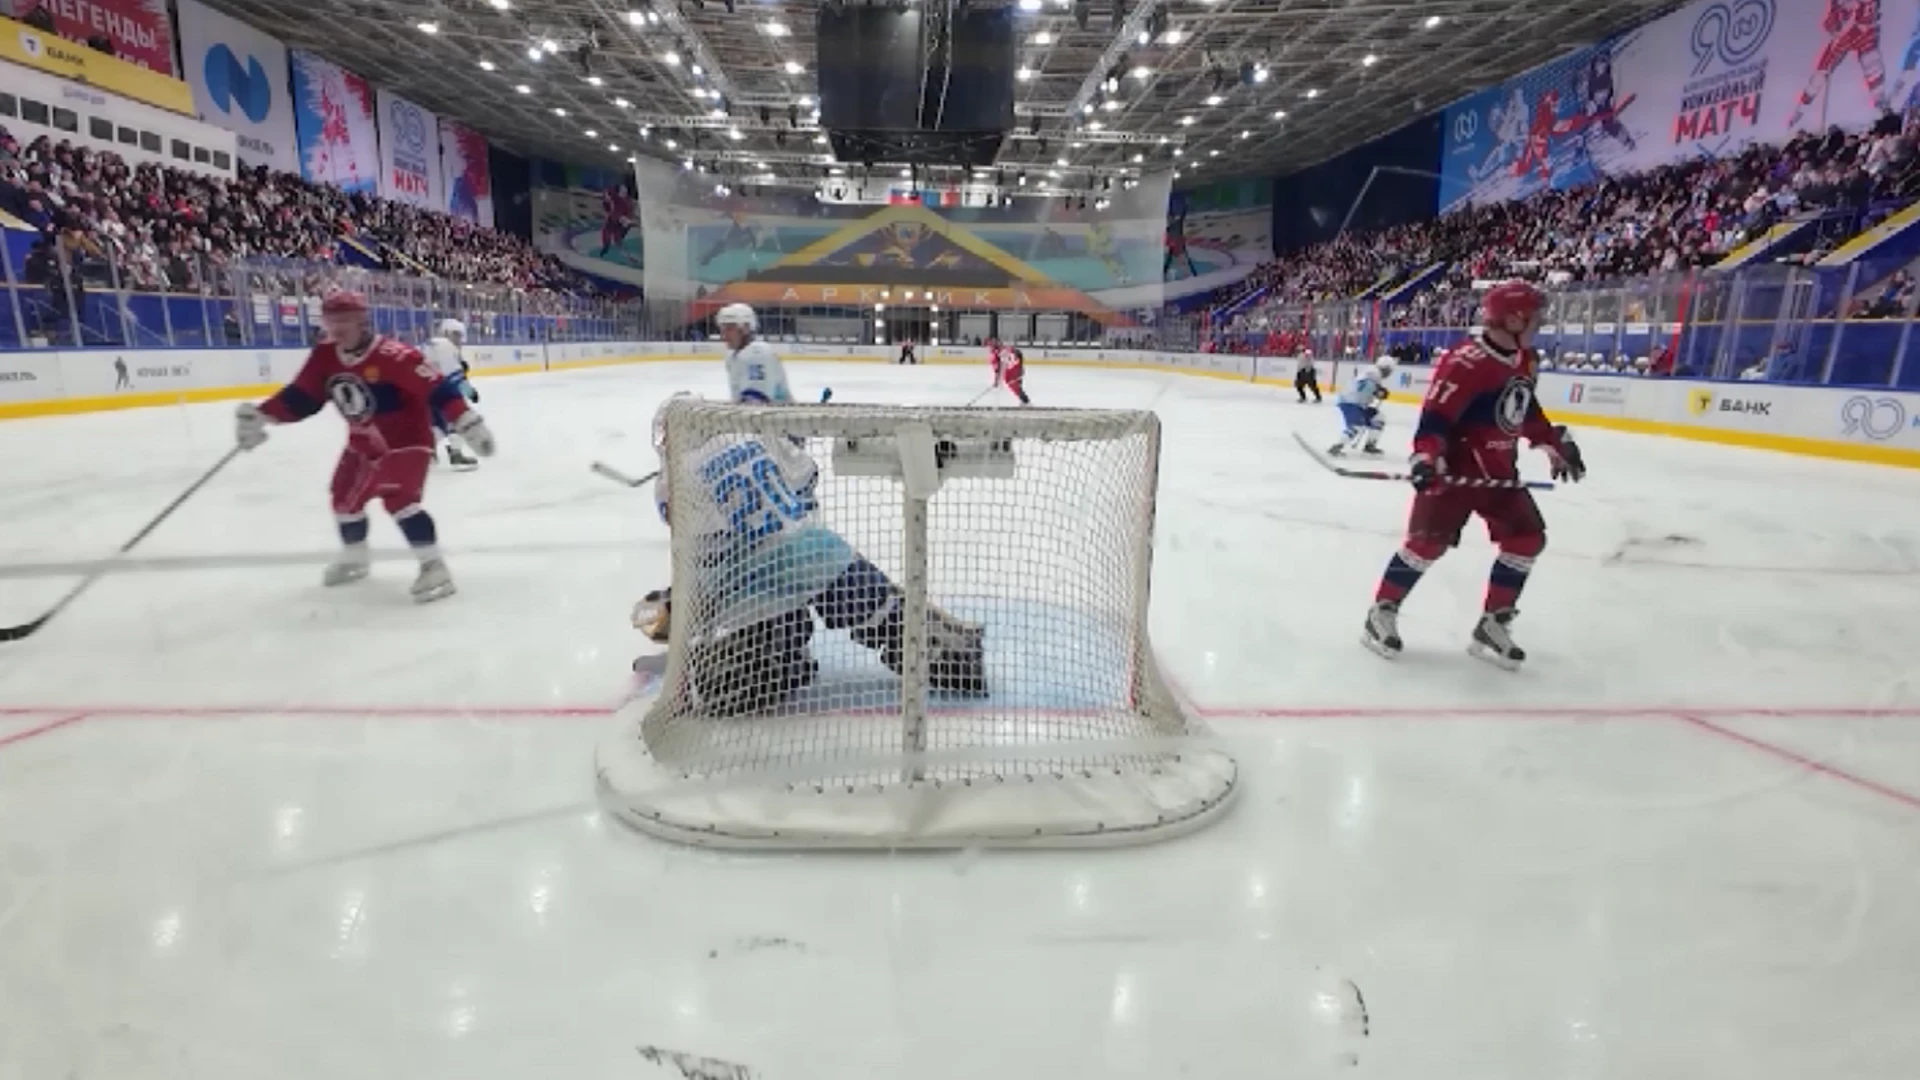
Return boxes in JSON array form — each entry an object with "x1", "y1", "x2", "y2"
[
  {"x1": 0, "y1": 712, "x2": 89, "y2": 750},
  {"x1": 1674, "y1": 713, "x2": 1920, "y2": 813}
]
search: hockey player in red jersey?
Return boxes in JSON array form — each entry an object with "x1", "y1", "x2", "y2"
[
  {"x1": 988, "y1": 337, "x2": 1006, "y2": 385},
  {"x1": 1002, "y1": 346, "x2": 1031, "y2": 405},
  {"x1": 1791, "y1": 0, "x2": 1889, "y2": 128},
  {"x1": 233, "y1": 290, "x2": 497, "y2": 602},
  {"x1": 1362, "y1": 280, "x2": 1587, "y2": 668}
]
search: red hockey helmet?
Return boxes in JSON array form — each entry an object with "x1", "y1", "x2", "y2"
[
  {"x1": 1481, "y1": 279, "x2": 1546, "y2": 332},
  {"x1": 321, "y1": 289, "x2": 369, "y2": 315}
]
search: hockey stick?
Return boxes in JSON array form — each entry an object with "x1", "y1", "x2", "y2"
[
  {"x1": 1291, "y1": 432, "x2": 1556, "y2": 491},
  {"x1": 965, "y1": 383, "x2": 1000, "y2": 406},
  {"x1": 0, "y1": 446, "x2": 243, "y2": 642},
  {"x1": 591, "y1": 387, "x2": 835, "y2": 489},
  {"x1": 591, "y1": 461, "x2": 659, "y2": 488}
]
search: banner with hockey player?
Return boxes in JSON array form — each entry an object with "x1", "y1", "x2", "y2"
[
  {"x1": 631, "y1": 156, "x2": 1172, "y2": 320},
  {"x1": 1440, "y1": 0, "x2": 1920, "y2": 211},
  {"x1": 288, "y1": 49, "x2": 379, "y2": 195},
  {"x1": 439, "y1": 119, "x2": 494, "y2": 228},
  {"x1": 176, "y1": 0, "x2": 298, "y2": 174},
  {"x1": 1162, "y1": 178, "x2": 1274, "y2": 302},
  {"x1": 375, "y1": 88, "x2": 444, "y2": 210},
  {"x1": 532, "y1": 161, "x2": 642, "y2": 287},
  {"x1": 3, "y1": 0, "x2": 174, "y2": 74}
]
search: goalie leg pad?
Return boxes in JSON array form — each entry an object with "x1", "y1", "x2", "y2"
[
  {"x1": 812, "y1": 556, "x2": 990, "y2": 696},
  {"x1": 685, "y1": 605, "x2": 817, "y2": 717}
]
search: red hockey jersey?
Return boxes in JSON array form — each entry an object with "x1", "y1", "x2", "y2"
[
  {"x1": 261, "y1": 336, "x2": 470, "y2": 456},
  {"x1": 1412, "y1": 330, "x2": 1561, "y2": 481}
]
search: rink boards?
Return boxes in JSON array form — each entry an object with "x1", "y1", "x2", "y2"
[{"x1": 1, "y1": 339, "x2": 1918, "y2": 468}]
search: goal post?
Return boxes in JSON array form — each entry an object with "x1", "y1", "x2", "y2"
[{"x1": 595, "y1": 398, "x2": 1240, "y2": 848}]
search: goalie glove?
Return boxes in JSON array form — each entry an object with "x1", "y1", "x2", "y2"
[
  {"x1": 631, "y1": 588, "x2": 671, "y2": 643},
  {"x1": 1545, "y1": 425, "x2": 1586, "y2": 482}
]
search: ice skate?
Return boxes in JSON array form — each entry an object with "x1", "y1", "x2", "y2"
[
  {"x1": 321, "y1": 547, "x2": 371, "y2": 587},
  {"x1": 410, "y1": 558, "x2": 457, "y2": 604},
  {"x1": 1361, "y1": 443, "x2": 1384, "y2": 456},
  {"x1": 1326, "y1": 442, "x2": 1348, "y2": 457},
  {"x1": 1468, "y1": 607, "x2": 1526, "y2": 670},
  {"x1": 445, "y1": 434, "x2": 479, "y2": 472},
  {"x1": 1361, "y1": 600, "x2": 1402, "y2": 659}
]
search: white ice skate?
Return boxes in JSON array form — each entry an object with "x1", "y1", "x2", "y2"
[
  {"x1": 1468, "y1": 608, "x2": 1525, "y2": 670},
  {"x1": 1361, "y1": 600, "x2": 1402, "y2": 659},
  {"x1": 411, "y1": 558, "x2": 457, "y2": 604},
  {"x1": 321, "y1": 546, "x2": 371, "y2": 587}
]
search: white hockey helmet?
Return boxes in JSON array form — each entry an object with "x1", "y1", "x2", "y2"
[
  {"x1": 715, "y1": 302, "x2": 758, "y2": 332},
  {"x1": 437, "y1": 318, "x2": 466, "y2": 339},
  {"x1": 1375, "y1": 355, "x2": 1396, "y2": 374}
]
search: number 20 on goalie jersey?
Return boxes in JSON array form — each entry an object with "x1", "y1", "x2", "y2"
[{"x1": 659, "y1": 435, "x2": 820, "y2": 544}]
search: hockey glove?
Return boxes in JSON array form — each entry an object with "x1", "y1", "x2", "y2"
[
  {"x1": 1408, "y1": 453, "x2": 1441, "y2": 492},
  {"x1": 235, "y1": 402, "x2": 269, "y2": 451},
  {"x1": 1546, "y1": 425, "x2": 1586, "y2": 482},
  {"x1": 453, "y1": 411, "x2": 496, "y2": 457}
]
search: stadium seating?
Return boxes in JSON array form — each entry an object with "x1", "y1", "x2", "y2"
[
  {"x1": 0, "y1": 128, "x2": 591, "y2": 296},
  {"x1": 1216, "y1": 114, "x2": 1920, "y2": 345}
]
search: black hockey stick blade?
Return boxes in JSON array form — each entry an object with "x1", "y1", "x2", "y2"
[
  {"x1": 0, "y1": 445, "x2": 244, "y2": 642},
  {"x1": 1291, "y1": 432, "x2": 1554, "y2": 491},
  {"x1": 590, "y1": 461, "x2": 660, "y2": 488}
]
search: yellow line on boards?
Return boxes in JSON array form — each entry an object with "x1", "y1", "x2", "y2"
[{"x1": 1, "y1": 352, "x2": 1914, "y2": 469}]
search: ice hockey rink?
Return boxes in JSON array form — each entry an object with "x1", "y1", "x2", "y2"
[{"x1": 2, "y1": 358, "x2": 1918, "y2": 1080}]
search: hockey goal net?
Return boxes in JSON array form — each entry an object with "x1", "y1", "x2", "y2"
[{"x1": 595, "y1": 398, "x2": 1239, "y2": 848}]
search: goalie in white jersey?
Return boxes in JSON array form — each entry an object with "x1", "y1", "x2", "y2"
[
  {"x1": 641, "y1": 394, "x2": 987, "y2": 715},
  {"x1": 1328, "y1": 356, "x2": 1394, "y2": 457},
  {"x1": 424, "y1": 319, "x2": 482, "y2": 470}
]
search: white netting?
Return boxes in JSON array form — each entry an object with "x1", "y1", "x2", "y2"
[{"x1": 595, "y1": 399, "x2": 1239, "y2": 848}]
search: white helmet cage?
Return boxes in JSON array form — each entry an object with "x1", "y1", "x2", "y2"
[
  {"x1": 715, "y1": 303, "x2": 758, "y2": 333},
  {"x1": 438, "y1": 318, "x2": 466, "y2": 339}
]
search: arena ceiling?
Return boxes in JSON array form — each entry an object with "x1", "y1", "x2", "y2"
[{"x1": 202, "y1": 0, "x2": 1685, "y2": 193}]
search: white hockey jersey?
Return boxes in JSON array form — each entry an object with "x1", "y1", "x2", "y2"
[
  {"x1": 725, "y1": 338, "x2": 793, "y2": 404},
  {"x1": 423, "y1": 336, "x2": 465, "y2": 378},
  {"x1": 1340, "y1": 369, "x2": 1390, "y2": 407},
  {"x1": 655, "y1": 433, "x2": 853, "y2": 631}
]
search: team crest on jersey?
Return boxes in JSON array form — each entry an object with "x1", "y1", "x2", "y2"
[
  {"x1": 1495, "y1": 379, "x2": 1534, "y2": 434},
  {"x1": 325, "y1": 372, "x2": 377, "y2": 423},
  {"x1": 362, "y1": 365, "x2": 381, "y2": 381}
]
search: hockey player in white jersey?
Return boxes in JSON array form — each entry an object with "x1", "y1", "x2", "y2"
[
  {"x1": 1329, "y1": 356, "x2": 1394, "y2": 457},
  {"x1": 716, "y1": 303, "x2": 793, "y2": 405},
  {"x1": 424, "y1": 319, "x2": 482, "y2": 470},
  {"x1": 635, "y1": 394, "x2": 987, "y2": 715}
]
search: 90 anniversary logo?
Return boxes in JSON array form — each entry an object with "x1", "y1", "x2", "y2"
[{"x1": 1839, "y1": 395, "x2": 1910, "y2": 441}]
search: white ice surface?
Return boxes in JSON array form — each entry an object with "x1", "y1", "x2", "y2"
[{"x1": 1, "y1": 361, "x2": 1919, "y2": 1079}]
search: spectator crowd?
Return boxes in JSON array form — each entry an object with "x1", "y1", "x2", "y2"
[
  {"x1": 1, "y1": 127, "x2": 594, "y2": 301},
  {"x1": 1211, "y1": 111, "x2": 1920, "y2": 345}
]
